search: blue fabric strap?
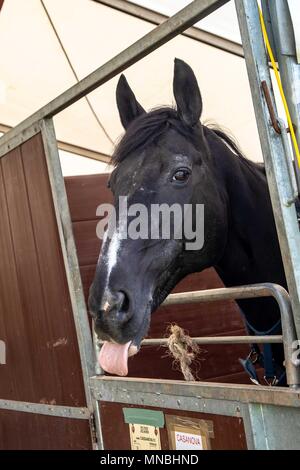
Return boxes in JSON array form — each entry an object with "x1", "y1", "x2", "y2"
[
  {"x1": 262, "y1": 343, "x2": 275, "y2": 380},
  {"x1": 240, "y1": 316, "x2": 283, "y2": 386},
  {"x1": 239, "y1": 353, "x2": 260, "y2": 385}
]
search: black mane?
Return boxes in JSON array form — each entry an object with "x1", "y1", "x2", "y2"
[
  {"x1": 111, "y1": 107, "x2": 196, "y2": 166},
  {"x1": 206, "y1": 126, "x2": 265, "y2": 175},
  {"x1": 111, "y1": 106, "x2": 265, "y2": 175}
]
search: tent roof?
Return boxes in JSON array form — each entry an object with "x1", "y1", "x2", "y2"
[
  {"x1": 131, "y1": 0, "x2": 242, "y2": 43},
  {"x1": 0, "y1": 0, "x2": 265, "y2": 175}
]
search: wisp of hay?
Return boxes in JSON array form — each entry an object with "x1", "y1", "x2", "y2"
[{"x1": 166, "y1": 324, "x2": 202, "y2": 381}]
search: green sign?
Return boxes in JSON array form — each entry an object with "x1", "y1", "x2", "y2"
[{"x1": 123, "y1": 408, "x2": 164, "y2": 428}]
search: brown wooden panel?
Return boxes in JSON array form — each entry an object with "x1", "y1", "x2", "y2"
[
  {"x1": 64, "y1": 173, "x2": 112, "y2": 222},
  {"x1": 0, "y1": 410, "x2": 92, "y2": 450},
  {"x1": 100, "y1": 402, "x2": 247, "y2": 450},
  {"x1": 0, "y1": 154, "x2": 36, "y2": 400},
  {"x1": 0, "y1": 134, "x2": 85, "y2": 406},
  {"x1": 21, "y1": 135, "x2": 86, "y2": 406},
  {"x1": 73, "y1": 220, "x2": 101, "y2": 267},
  {"x1": 80, "y1": 264, "x2": 97, "y2": 300}
]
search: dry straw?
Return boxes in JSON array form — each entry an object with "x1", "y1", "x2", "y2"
[{"x1": 166, "y1": 324, "x2": 201, "y2": 381}]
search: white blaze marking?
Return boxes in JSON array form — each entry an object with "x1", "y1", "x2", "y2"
[{"x1": 106, "y1": 230, "x2": 121, "y2": 280}]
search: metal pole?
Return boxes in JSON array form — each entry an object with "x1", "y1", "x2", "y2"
[
  {"x1": 235, "y1": 0, "x2": 300, "y2": 341},
  {"x1": 139, "y1": 335, "x2": 283, "y2": 345},
  {"x1": 266, "y1": 0, "x2": 300, "y2": 190}
]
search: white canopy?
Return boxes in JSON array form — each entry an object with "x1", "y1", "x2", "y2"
[{"x1": 0, "y1": 0, "x2": 268, "y2": 174}]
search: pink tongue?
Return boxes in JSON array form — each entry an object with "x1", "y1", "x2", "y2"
[{"x1": 98, "y1": 341, "x2": 131, "y2": 376}]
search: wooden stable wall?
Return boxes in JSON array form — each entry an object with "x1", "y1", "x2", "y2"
[
  {"x1": 65, "y1": 173, "x2": 251, "y2": 384},
  {"x1": 0, "y1": 133, "x2": 92, "y2": 449},
  {"x1": 99, "y1": 402, "x2": 248, "y2": 450}
]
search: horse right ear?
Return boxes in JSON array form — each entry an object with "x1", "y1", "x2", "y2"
[
  {"x1": 173, "y1": 58, "x2": 203, "y2": 127},
  {"x1": 116, "y1": 75, "x2": 146, "y2": 129}
]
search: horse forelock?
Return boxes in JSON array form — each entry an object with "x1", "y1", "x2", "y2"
[{"x1": 111, "y1": 107, "x2": 196, "y2": 167}]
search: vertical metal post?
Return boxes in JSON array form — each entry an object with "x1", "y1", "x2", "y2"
[
  {"x1": 235, "y1": 0, "x2": 300, "y2": 339},
  {"x1": 40, "y1": 118, "x2": 104, "y2": 449},
  {"x1": 266, "y1": 0, "x2": 300, "y2": 190}
]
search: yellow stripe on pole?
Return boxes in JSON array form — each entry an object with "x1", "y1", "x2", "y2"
[{"x1": 258, "y1": 3, "x2": 300, "y2": 168}]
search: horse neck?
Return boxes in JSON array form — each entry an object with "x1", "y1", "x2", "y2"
[{"x1": 204, "y1": 129, "x2": 286, "y2": 289}]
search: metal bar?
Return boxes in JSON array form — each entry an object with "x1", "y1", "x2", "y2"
[
  {"x1": 0, "y1": 399, "x2": 90, "y2": 419},
  {"x1": 267, "y1": 0, "x2": 300, "y2": 190},
  {"x1": 139, "y1": 335, "x2": 283, "y2": 346},
  {"x1": 278, "y1": 119, "x2": 299, "y2": 204},
  {"x1": 0, "y1": 0, "x2": 229, "y2": 153},
  {"x1": 40, "y1": 119, "x2": 95, "y2": 404},
  {"x1": 0, "y1": 122, "x2": 41, "y2": 158},
  {"x1": 98, "y1": 335, "x2": 282, "y2": 346},
  {"x1": 40, "y1": 118, "x2": 103, "y2": 449},
  {"x1": 90, "y1": 376, "x2": 300, "y2": 408},
  {"x1": 235, "y1": 0, "x2": 300, "y2": 342},
  {"x1": 0, "y1": 122, "x2": 112, "y2": 163},
  {"x1": 163, "y1": 283, "x2": 281, "y2": 304},
  {"x1": 93, "y1": 319, "x2": 103, "y2": 375},
  {"x1": 164, "y1": 283, "x2": 299, "y2": 387},
  {"x1": 94, "y1": 0, "x2": 243, "y2": 58},
  {"x1": 96, "y1": 283, "x2": 299, "y2": 385}
]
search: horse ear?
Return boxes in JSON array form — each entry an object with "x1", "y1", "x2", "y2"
[
  {"x1": 116, "y1": 74, "x2": 146, "y2": 129},
  {"x1": 173, "y1": 58, "x2": 203, "y2": 127}
]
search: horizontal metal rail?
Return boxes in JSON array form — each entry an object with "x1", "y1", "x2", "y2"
[
  {"x1": 0, "y1": 122, "x2": 111, "y2": 163},
  {"x1": 90, "y1": 376, "x2": 300, "y2": 409},
  {"x1": 0, "y1": 0, "x2": 228, "y2": 158},
  {"x1": 163, "y1": 283, "x2": 292, "y2": 305},
  {"x1": 140, "y1": 335, "x2": 283, "y2": 346},
  {"x1": 96, "y1": 283, "x2": 300, "y2": 386},
  {"x1": 161, "y1": 283, "x2": 300, "y2": 387},
  {"x1": 0, "y1": 399, "x2": 90, "y2": 419}
]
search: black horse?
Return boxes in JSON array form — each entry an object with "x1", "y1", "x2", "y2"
[{"x1": 89, "y1": 58, "x2": 295, "y2": 382}]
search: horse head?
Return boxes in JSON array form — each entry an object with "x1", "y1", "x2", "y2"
[{"x1": 88, "y1": 59, "x2": 228, "y2": 375}]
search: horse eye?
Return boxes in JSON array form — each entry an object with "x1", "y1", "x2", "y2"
[{"x1": 172, "y1": 169, "x2": 191, "y2": 183}]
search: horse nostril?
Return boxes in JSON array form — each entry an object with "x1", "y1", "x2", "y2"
[
  {"x1": 118, "y1": 290, "x2": 130, "y2": 313},
  {"x1": 114, "y1": 290, "x2": 132, "y2": 325},
  {"x1": 100, "y1": 290, "x2": 132, "y2": 324}
]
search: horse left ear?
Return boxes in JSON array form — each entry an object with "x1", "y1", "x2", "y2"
[
  {"x1": 116, "y1": 74, "x2": 146, "y2": 129},
  {"x1": 173, "y1": 58, "x2": 203, "y2": 127}
]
